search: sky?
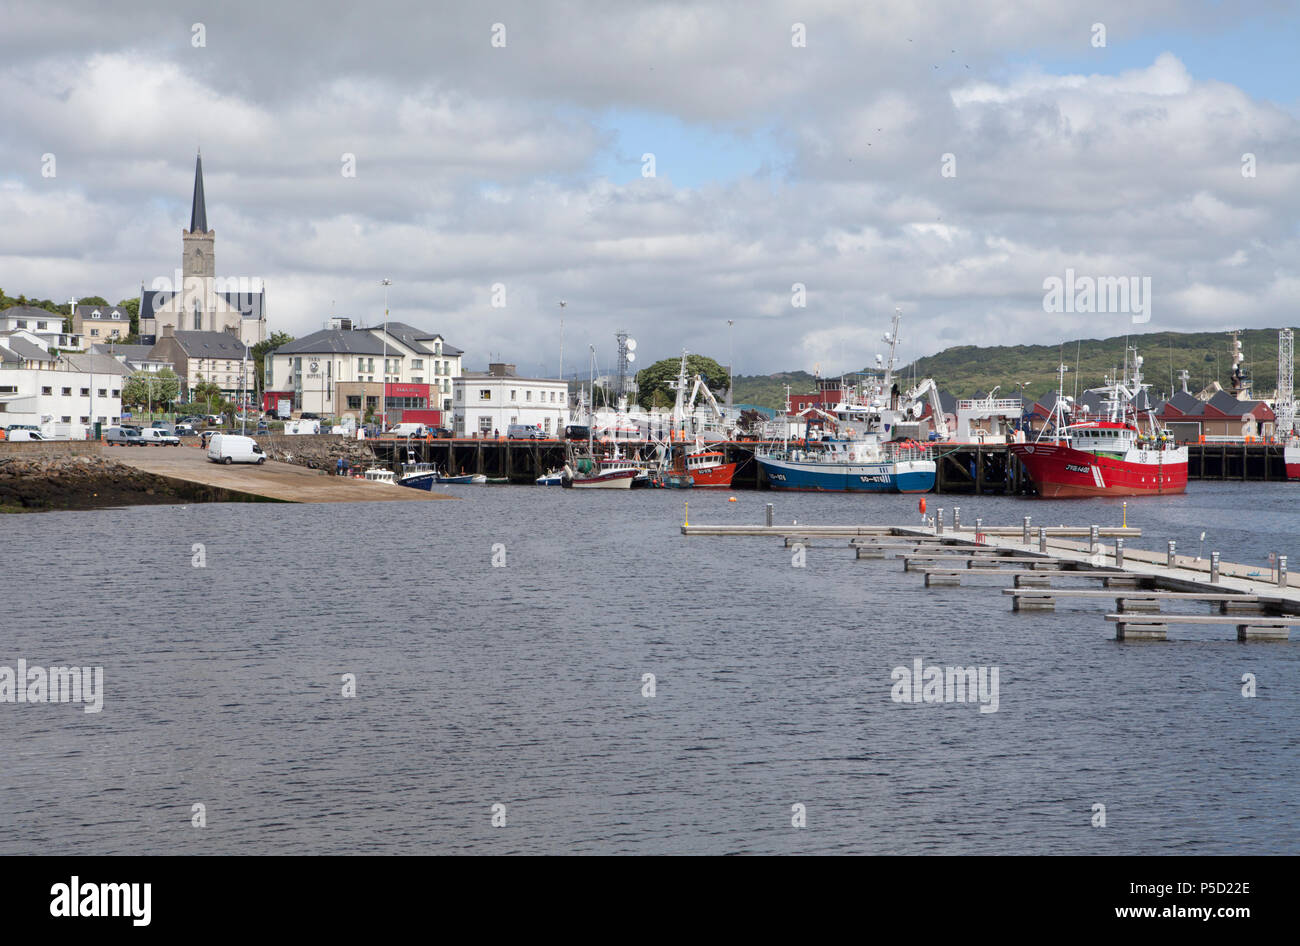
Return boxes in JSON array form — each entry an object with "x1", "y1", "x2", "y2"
[{"x1": 1, "y1": 0, "x2": 1297, "y2": 376}]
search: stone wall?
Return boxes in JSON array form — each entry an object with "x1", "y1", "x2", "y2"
[
  {"x1": 0, "y1": 440, "x2": 103, "y2": 459},
  {"x1": 255, "y1": 433, "x2": 375, "y2": 471}
]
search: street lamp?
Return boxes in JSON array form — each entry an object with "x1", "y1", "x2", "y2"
[
  {"x1": 380, "y1": 278, "x2": 391, "y2": 433},
  {"x1": 727, "y1": 319, "x2": 734, "y2": 410}
]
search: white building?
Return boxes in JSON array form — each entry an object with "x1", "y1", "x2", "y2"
[
  {"x1": 453, "y1": 364, "x2": 570, "y2": 437},
  {"x1": 0, "y1": 305, "x2": 85, "y2": 351},
  {"x1": 266, "y1": 319, "x2": 463, "y2": 422},
  {"x1": 0, "y1": 338, "x2": 126, "y2": 434}
]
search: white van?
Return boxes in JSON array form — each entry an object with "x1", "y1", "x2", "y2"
[
  {"x1": 284, "y1": 419, "x2": 320, "y2": 435},
  {"x1": 208, "y1": 434, "x2": 266, "y2": 465},
  {"x1": 139, "y1": 427, "x2": 180, "y2": 446},
  {"x1": 389, "y1": 423, "x2": 427, "y2": 438},
  {"x1": 5, "y1": 429, "x2": 45, "y2": 442}
]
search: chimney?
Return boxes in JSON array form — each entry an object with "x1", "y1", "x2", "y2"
[{"x1": 163, "y1": 325, "x2": 174, "y2": 338}]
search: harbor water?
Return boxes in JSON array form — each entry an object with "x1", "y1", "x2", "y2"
[{"x1": 2, "y1": 481, "x2": 1297, "y2": 854}]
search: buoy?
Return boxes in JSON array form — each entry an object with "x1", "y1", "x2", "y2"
[
  {"x1": 728, "y1": 496, "x2": 737, "y2": 502},
  {"x1": 919, "y1": 497, "x2": 927, "y2": 514}
]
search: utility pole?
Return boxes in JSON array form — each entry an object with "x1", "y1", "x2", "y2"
[
  {"x1": 727, "y1": 319, "x2": 734, "y2": 409},
  {"x1": 380, "y1": 278, "x2": 391, "y2": 433}
]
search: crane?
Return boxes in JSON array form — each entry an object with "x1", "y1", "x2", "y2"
[{"x1": 905, "y1": 377, "x2": 949, "y2": 439}]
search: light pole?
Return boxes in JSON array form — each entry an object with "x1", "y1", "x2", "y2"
[
  {"x1": 380, "y1": 278, "x2": 391, "y2": 434},
  {"x1": 727, "y1": 319, "x2": 734, "y2": 409}
]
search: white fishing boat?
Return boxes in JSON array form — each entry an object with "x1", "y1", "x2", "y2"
[{"x1": 363, "y1": 467, "x2": 397, "y2": 485}]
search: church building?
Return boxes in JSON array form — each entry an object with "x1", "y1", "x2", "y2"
[{"x1": 139, "y1": 153, "x2": 267, "y2": 347}]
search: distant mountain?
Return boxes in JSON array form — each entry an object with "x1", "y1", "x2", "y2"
[
  {"x1": 731, "y1": 370, "x2": 818, "y2": 411},
  {"x1": 737, "y1": 329, "x2": 1297, "y2": 409},
  {"x1": 900, "y1": 329, "x2": 1297, "y2": 403}
]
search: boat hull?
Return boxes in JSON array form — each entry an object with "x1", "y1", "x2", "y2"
[
  {"x1": 688, "y1": 462, "x2": 737, "y2": 488},
  {"x1": 1009, "y1": 442, "x2": 1188, "y2": 497},
  {"x1": 1286, "y1": 445, "x2": 1300, "y2": 481},
  {"x1": 757, "y1": 455, "x2": 935, "y2": 493},
  {"x1": 398, "y1": 472, "x2": 437, "y2": 491},
  {"x1": 563, "y1": 470, "x2": 636, "y2": 489}
]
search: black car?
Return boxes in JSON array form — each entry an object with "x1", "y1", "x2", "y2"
[
  {"x1": 428, "y1": 427, "x2": 454, "y2": 439},
  {"x1": 564, "y1": 425, "x2": 592, "y2": 441}
]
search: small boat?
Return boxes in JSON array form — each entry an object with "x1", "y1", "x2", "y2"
[
  {"x1": 363, "y1": 467, "x2": 397, "y2": 485},
  {"x1": 536, "y1": 469, "x2": 565, "y2": 486},
  {"x1": 437, "y1": 472, "x2": 487, "y2": 484},
  {"x1": 398, "y1": 461, "x2": 438, "y2": 491},
  {"x1": 682, "y1": 449, "x2": 737, "y2": 488},
  {"x1": 484, "y1": 476, "x2": 510, "y2": 484},
  {"x1": 561, "y1": 457, "x2": 636, "y2": 488}
]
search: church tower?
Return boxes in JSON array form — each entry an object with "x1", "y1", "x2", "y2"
[{"x1": 182, "y1": 152, "x2": 215, "y2": 280}]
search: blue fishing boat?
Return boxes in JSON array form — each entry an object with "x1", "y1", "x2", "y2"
[
  {"x1": 758, "y1": 438, "x2": 934, "y2": 493},
  {"x1": 398, "y1": 462, "x2": 438, "y2": 491}
]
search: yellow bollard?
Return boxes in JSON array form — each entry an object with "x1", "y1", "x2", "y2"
[
  {"x1": 1122, "y1": 501, "x2": 1128, "y2": 529},
  {"x1": 684, "y1": 502, "x2": 689, "y2": 527}
]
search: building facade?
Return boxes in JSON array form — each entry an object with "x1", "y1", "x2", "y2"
[
  {"x1": 0, "y1": 339, "x2": 125, "y2": 433},
  {"x1": 0, "y1": 306, "x2": 84, "y2": 351},
  {"x1": 71, "y1": 303, "x2": 131, "y2": 345},
  {"x1": 266, "y1": 320, "x2": 463, "y2": 423},
  {"x1": 147, "y1": 328, "x2": 253, "y2": 401},
  {"x1": 453, "y1": 364, "x2": 569, "y2": 437}
]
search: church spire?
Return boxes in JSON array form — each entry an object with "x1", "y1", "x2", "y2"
[{"x1": 189, "y1": 151, "x2": 208, "y2": 233}]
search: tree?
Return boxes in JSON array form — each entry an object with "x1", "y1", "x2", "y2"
[
  {"x1": 191, "y1": 380, "x2": 224, "y2": 412},
  {"x1": 122, "y1": 369, "x2": 180, "y2": 411},
  {"x1": 115, "y1": 297, "x2": 140, "y2": 338},
  {"x1": 635, "y1": 354, "x2": 728, "y2": 410}
]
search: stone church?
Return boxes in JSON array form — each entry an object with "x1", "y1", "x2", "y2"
[{"x1": 139, "y1": 153, "x2": 267, "y2": 347}]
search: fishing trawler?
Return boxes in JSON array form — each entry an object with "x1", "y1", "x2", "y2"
[
  {"x1": 1009, "y1": 352, "x2": 1187, "y2": 497},
  {"x1": 755, "y1": 308, "x2": 937, "y2": 493}
]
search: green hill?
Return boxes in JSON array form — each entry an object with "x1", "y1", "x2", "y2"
[
  {"x1": 902, "y1": 329, "x2": 1297, "y2": 403},
  {"x1": 733, "y1": 328, "x2": 1297, "y2": 410}
]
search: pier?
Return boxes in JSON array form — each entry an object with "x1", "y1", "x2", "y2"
[
  {"x1": 368, "y1": 437, "x2": 1293, "y2": 493},
  {"x1": 684, "y1": 508, "x2": 1300, "y2": 641}
]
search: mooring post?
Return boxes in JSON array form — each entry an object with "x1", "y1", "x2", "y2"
[
  {"x1": 1210, "y1": 551, "x2": 1220, "y2": 583},
  {"x1": 953, "y1": 506, "x2": 961, "y2": 530},
  {"x1": 975, "y1": 517, "x2": 983, "y2": 544},
  {"x1": 1090, "y1": 524, "x2": 1099, "y2": 554},
  {"x1": 1279, "y1": 555, "x2": 1288, "y2": 587},
  {"x1": 1167, "y1": 540, "x2": 1176, "y2": 569},
  {"x1": 936, "y1": 508, "x2": 945, "y2": 535},
  {"x1": 1023, "y1": 515, "x2": 1032, "y2": 546},
  {"x1": 1115, "y1": 538, "x2": 1124, "y2": 568},
  {"x1": 765, "y1": 503, "x2": 774, "y2": 527},
  {"x1": 1038, "y1": 526, "x2": 1047, "y2": 554}
]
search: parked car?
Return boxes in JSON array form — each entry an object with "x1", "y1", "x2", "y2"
[
  {"x1": 140, "y1": 427, "x2": 181, "y2": 446},
  {"x1": 151, "y1": 421, "x2": 176, "y2": 434},
  {"x1": 176, "y1": 427, "x2": 198, "y2": 438},
  {"x1": 388, "y1": 422, "x2": 427, "y2": 438},
  {"x1": 105, "y1": 426, "x2": 144, "y2": 446},
  {"x1": 208, "y1": 434, "x2": 266, "y2": 465},
  {"x1": 564, "y1": 425, "x2": 592, "y2": 441},
  {"x1": 428, "y1": 426, "x2": 454, "y2": 439},
  {"x1": 507, "y1": 424, "x2": 546, "y2": 440}
]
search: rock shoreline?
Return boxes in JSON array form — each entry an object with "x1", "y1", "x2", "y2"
[{"x1": 0, "y1": 454, "x2": 255, "y2": 512}]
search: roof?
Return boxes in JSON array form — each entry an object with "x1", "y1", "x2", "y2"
[
  {"x1": 189, "y1": 152, "x2": 208, "y2": 233},
  {"x1": 160, "y1": 331, "x2": 248, "y2": 358},
  {"x1": 73, "y1": 304, "x2": 130, "y2": 321},
  {"x1": 60, "y1": 353, "x2": 130, "y2": 376},
  {"x1": 274, "y1": 329, "x2": 388, "y2": 356},
  {"x1": 91, "y1": 343, "x2": 169, "y2": 363},
  {"x1": 4, "y1": 337, "x2": 55, "y2": 362},
  {"x1": 0, "y1": 346, "x2": 19, "y2": 364},
  {"x1": 1, "y1": 305, "x2": 62, "y2": 323},
  {"x1": 1205, "y1": 390, "x2": 1274, "y2": 419},
  {"x1": 459, "y1": 372, "x2": 567, "y2": 384},
  {"x1": 1160, "y1": 390, "x2": 1204, "y2": 416},
  {"x1": 377, "y1": 322, "x2": 463, "y2": 356},
  {"x1": 141, "y1": 289, "x2": 264, "y2": 321}
]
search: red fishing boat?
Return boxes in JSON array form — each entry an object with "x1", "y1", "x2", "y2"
[
  {"x1": 1009, "y1": 352, "x2": 1188, "y2": 498},
  {"x1": 682, "y1": 449, "x2": 736, "y2": 488}
]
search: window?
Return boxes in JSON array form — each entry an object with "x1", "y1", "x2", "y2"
[
  {"x1": 412, "y1": 377, "x2": 422, "y2": 384},
  {"x1": 479, "y1": 389, "x2": 491, "y2": 401},
  {"x1": 91, "y1": 311, "x2": 101, "y2": 319},
  {"x1": 62, "y1": 416, "x2": 71, "y2": 423},
  {"x1": 16, "y1": 320, "x2": 26, "y2": 328},
  {"x1": 111, "y1": 389, "x2": 120, "y2": 398},
  {"x1": 37, "y1": 321, "x2": 47, "y2": 330},
  {"x1": 510, "y1": 389, "x2": 517, "y2": 401},
  {"x1": 90, "y1": 328, "x2": 100, "y2": 336},
  {"x1": 526, "y1": 390, "x2": 532, "y2": 401},
  {"x1": 550, "y1": 391, "x2": 556, "y2": 403},
  {"x1": 62, "y1": 387, "x2": 71, "y2": 396},
  {"x1": 80, "y1": 416, "x2": 89, "y2": 423},
  {"x1": 411, "y1": 359, "x2": 423, "y2": 369},
  {"x1": 80, "y1": 388, "x2": 89, "y2": 396},
  {"x1": 358, "y1": 358, "x2": 366, "y2": 372},
  {"x1": 42, "y1": 386, "x2": 52, "y2": 395},
  {"x1": 98, "y1": 389, "x2": 107, "y2": 398},
  {"x1": 478, "y1": 417, "x2": 493, "y2": 434},
  {"x1": 347, "y1": 396, "x2": 362, "y2": 409}
]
